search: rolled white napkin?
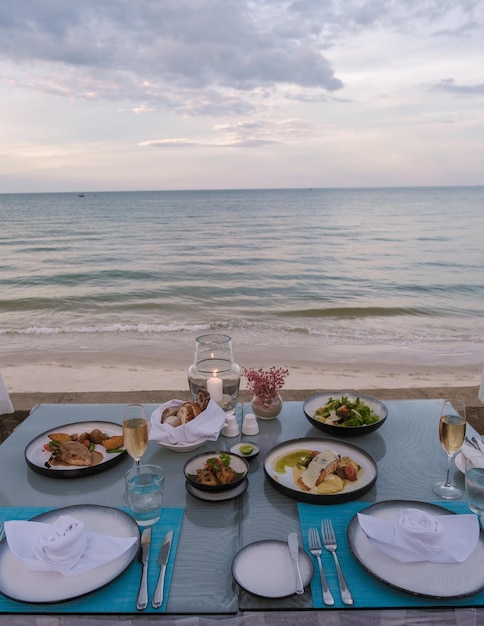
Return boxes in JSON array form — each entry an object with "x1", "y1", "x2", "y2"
[
  {"x1": 5, "y1": 515, "x2": 137, "y2": 576},
  {"x1": 358, "y1": 507, "x2": 479, "y2": 563},
  {"x1": 149, "y1": 398, "x2": 226, "y2": 445}
]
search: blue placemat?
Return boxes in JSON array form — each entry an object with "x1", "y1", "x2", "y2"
[
  {"x1": 0, "y1": 506, "x2": 184, "y2": 614},
  {"x1": 298, "y1": 500, "x2": 484, "y2": 609}
]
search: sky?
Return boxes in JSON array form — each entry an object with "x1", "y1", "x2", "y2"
[{"x1": 1, "y1": 0, "x2": 483, "y2": 193}]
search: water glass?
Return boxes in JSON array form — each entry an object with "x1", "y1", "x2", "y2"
[
  {"x1": 125, "y1": 464, "x2": 165, "y2": 526},
  {"x1": 465, "y1": 455, "x2": 484, "y2": 516}
]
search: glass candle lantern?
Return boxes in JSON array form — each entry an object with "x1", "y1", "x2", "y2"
[{"x1": 187, "y1": 334, "x2": 241, "y2": 414}]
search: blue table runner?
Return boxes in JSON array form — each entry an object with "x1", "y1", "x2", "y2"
[
  {"x1": 298, "y1": 500, "x2": 484, "y2": 610},
  {"x1": 0, "y1": 506, "x2": 184, "y2": 614}
]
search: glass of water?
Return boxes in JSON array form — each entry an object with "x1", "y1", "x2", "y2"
[
  {"x1": 465, "y1": 455, "x2": 484, "y2": 517},
  {"x1": 125, "y1": 464, "x2": 165, "y2": 526}
]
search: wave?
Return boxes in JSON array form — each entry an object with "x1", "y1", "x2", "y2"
[{"x1": 277, "y1": 306, "x2": 432, "y2": 319}]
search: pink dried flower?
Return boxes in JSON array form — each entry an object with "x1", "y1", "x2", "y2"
[{"x1": 243, "y1": 366, "x2": 289, "y2": 409}]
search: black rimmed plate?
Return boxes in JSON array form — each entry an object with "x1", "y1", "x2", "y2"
[
  {"x1": 348, "y1": 500, "x2": 484, "y2": 598},
  {"x1": 184, "y1": 451, "x2": 249, "y2": 493},
  {"x1": 263, "y1": 437, "x2": 377, "y2": 504},
  {"x1": 303, "y1": 392, "x2": 388, "y2": 437},
  {"x1": 0, "y1": 504, "x2": 140, "y2": 603},
  {"x1": 25, "y1": 421, "x2": 127, "y2": 478},
  {"x1": 185, "y1": 477, "x2": 249, "y2": 502},
  {"x1": 232, "y1": 539, "x2": 313, "y2": 598}
]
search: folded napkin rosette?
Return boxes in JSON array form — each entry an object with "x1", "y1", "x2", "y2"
[
  {"x1": 150, "y1": 398, "x2": 226, "y2": 446},
  {"x1": 358, "y1": 507, "x2": 479, "y2": 563},
  {"x1": 4, "y1": 515, "x2": 137, "y2": 576}
]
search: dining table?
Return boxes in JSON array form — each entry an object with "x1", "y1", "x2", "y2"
[{"x1": 0, "y1": 397, "x2": 484, "y2": 626}]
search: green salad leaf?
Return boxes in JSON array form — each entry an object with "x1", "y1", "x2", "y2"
[{"x1": 314, "y1": 395, "x2": 380, "y2": 427}]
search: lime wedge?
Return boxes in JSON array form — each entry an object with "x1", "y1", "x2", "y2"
[{"x1": 239, "y1": 444, "x2": 254, "y2": 456}]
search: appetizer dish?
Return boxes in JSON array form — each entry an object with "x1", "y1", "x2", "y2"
[
  {"x1": 43, "y1": 429, "x2": 123, "y2": 468},
  {"x1": 264, "y1": 437, "x2": 377, "y2": 503},
  {"x1": 279, "y1": 448, "x2": 359, "y2": 495},
  {"x1": 184, "y1": 451, "x2": 249, "y2": 492},
  {"x1": 25, "y1": 421, "x2": 127, "y2": 479},
  {"x1": 303, "y1": 392, "x2": 388, "y2": 436}
]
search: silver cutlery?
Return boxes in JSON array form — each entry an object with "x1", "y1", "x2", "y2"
[
  {"x1": 465, "y1": 436, "x2": 480, "y2": 451},
  {"x1": 472, "y1": 437, "x2": 484, "y2": 453},
  {"x1": 137, "y1": 527, "x2": 152, "y2": 611},
  {"x1": 321, "y1": 519, "x2": 353, "y2": 605},
  {"x1": 308, "y1": 527, "x2": 334, "y2": 605},
  {"x1": 287, "y1": 532, "x2": 304, "y2": 594},
  {"x1": 0, "y1": 523, "x2": 4, "y2": 542},
  {"x1": 152, "y1": 530, "x2": 173, "y2": 608}
]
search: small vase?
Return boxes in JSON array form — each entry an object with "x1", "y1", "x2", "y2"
[{"x1": 251, "y1": 393, "x2": 283, "y2": 420}]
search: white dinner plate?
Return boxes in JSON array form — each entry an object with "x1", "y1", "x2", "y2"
[
  {"x1": 232, "y1": 539, "x2": 313, "y2": 598},
  {"x1": 263, "y1": 437, "x2": 377, "y2": 503},
  {"x1": 348, "y1": 500, "x2": 484, "y2": 598},
  {"x1": 0, "y1": 505, "x2": 140, "y2": 603},
  {"x1": 25, "y1": 421, "x2": 127, "y2": 478}
]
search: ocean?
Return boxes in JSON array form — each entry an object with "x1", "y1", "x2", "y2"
[{"x1": 1, "y1": 186, "x2": 484, "y2": 369}]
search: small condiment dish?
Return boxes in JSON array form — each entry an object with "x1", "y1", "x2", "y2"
[{"x1": 230, "y1": 442, "x2": 260, "y2": 460}]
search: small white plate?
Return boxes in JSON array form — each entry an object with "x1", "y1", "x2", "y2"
[{"x1": 232, "y1": 539, "x2": 313, "y2": 597}]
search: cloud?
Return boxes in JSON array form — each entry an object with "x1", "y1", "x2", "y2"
[
  {"x1": 138, "y1": 116, "x2": 320, "y2": 149},
  {"x1": 432, "y1": 78, "x2": 484, "y2": 95},
  {"x1": 0, "y1": 0, "x2": 343, "y2": 116}
]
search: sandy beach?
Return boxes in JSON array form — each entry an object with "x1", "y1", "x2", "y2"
[{"x1": 2, "y1": 338, "x2": 483, "y2": 394}]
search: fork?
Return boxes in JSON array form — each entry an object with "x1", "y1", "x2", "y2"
[
  {"x1": 308, "y1": 527, "x2": 334, "y2": 605},
  {"x1": 321, "y1": 520, "x2": 354, "y2": 605},
  {"x1": 0, "y1": 523, "x2": 4, "y2": 542}
]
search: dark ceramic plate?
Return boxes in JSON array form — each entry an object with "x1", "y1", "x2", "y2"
[
  {"x1": 184, "y1": 451, "x2": 248, "y2": 492},
  {"x1": 263, "y1": 437, "x2": 377, "y2": 504},
  {"x1": 25, "y1": 421, "x2": 126, "y2": 479},
  {"x1": 303, "y1": 392, "x2": 388, "y2": 437}
]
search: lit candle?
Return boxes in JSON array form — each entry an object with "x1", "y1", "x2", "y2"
[{"x1": 207, "y1": 370, "x2": 223, "y2": 405}]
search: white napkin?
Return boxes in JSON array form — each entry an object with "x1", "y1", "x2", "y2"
[
  {"x1": 149, "y1": 398, "x2": 226, "y2": 445},
  {"x1": 462, "y1": 439, "x2": 484, "y2": 460},
  {"x1": 5, "y1": 515, "x2": 137, "y2": 576},
  {"x1": 358, "y1": 507, "x2": 479, "y2": 563}
]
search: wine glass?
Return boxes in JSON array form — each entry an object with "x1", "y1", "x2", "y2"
[
  {"x1": 433, "y1": 399, "x2": 466, "y2": 499},
  {"x1": 123, "y1": 404, "x2": 149, "y2": 467}
]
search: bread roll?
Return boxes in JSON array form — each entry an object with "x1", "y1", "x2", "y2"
[
  {"x1": 177, "y1": 402, "x2": 201, "y2": 424},
  {"x1": 163, "y1": 414, "x2": 182, "y2": 428},
  {"x1": 197, "y1": 389, "x2": 211, "y2": 410},
  {"x1": 161, "y1": 406, "x2": 179, "y2": 422}
]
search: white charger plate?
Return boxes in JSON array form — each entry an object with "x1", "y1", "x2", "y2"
[
  {"x1": 232, "y1": 539, "x2": 313, "y2": 597},
  {"x1": 348, "y1": 500, "x2": 484, "y2": 598},
  {"x1": 0, "y1": 504, "x2": 140, "y2": 603}
]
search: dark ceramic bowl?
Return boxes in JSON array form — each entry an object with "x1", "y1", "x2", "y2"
[
  {"x1": 303, "y1": 392, "x2": 388, "y2": 437},
  {"x1": 184, "y1": 451, "x2": 249, "y2": 492}
]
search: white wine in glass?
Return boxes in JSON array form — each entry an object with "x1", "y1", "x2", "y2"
[
  {"x1": 123, "y1": 404, "x2": 149, "y2": 466},
  {"x1": 432, "y1": 399, "x2": 466, "y2": 499}
]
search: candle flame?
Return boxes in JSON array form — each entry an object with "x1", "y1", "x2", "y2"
[{"x1": 213, "y1": 370, "x2": 218, "y2": 377}]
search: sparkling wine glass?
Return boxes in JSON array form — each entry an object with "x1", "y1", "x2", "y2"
[
  {"x1": 123, "y1": 404, "x2": 149, "y2": 467},
  {"x1": 433, "y1": 399, "x2": 466, "y2": 499}
]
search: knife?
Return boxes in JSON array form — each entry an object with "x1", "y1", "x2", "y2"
[
  {"x1": 152, "y1": 530, "x2": 173, "y2": 608},
  {"x1": 288, "y1": 532, "x2": 304, "y2": 595},
  {"x1": 136, "y1": 527, "x2": 152, "y2": 611}
]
